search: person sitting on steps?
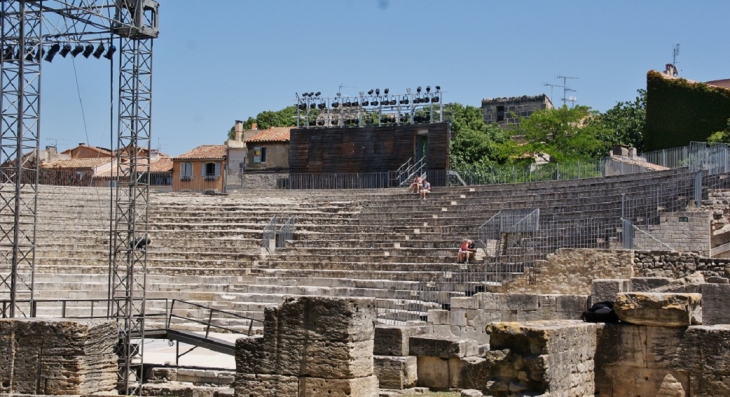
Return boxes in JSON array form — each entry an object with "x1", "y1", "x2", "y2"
[
  {"x1": 420, "y1": 179, "x2": 431, "y2": 199},
  {"x1": 466, "y1": 239, "x2": 477, "y2": 263},
  {"x1": 457, "y1": 239, "x2": 469, "y2": 263},
  {"x1": 408, "y1": 175, "x2": 422, "y2": 193}
]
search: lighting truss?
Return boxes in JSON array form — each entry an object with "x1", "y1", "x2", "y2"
[
  {"x1": 295, "y1": 86, "x2": 444, "y2": 129},
  {"x1": 0, "y1": 1, "x2": 158, "y2": 395}
]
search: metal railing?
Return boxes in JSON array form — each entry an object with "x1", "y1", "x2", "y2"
[
  {"x1": 0, "y1": 298, "x2": 170, "y2": 320},
  {"x1": 167, "y1": 299, "x2": 262, "y2": 337},
  {"x1": 277, "y1": 216, "x2": 296, "y2": 249},
  {"x1": 262, "y1": 215, "x2": 278, "y2": 253}
]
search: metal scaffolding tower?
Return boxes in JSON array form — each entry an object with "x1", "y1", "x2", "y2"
[{"x1": 0, "y1": 1, "x2": 158, "y2": 394}]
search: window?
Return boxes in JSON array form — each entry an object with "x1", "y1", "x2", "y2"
[
  {"x1": 496, "y1": 105, "x2": 505, "y2": 122},
  {"x1": 180, "y1": 162, "x2": 192, "y2": 181},
  {"x1": 254, "y1": 147, "x2": 266, "y2": 163},
  {"x1": 202, "y1": 162, "x2": 220, "y2": 180}
]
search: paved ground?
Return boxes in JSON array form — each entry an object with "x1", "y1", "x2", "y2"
[{"x1": 138, "y1": 332, "x2": 240, "y2": 369}]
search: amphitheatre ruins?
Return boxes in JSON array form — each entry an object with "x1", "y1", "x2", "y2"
[
  {"x1": 3, "y1": 2, "x2": 730, "y2": 397},
  {"x1": 4, "y1": 146, "x2": 730, "y2": 396}
]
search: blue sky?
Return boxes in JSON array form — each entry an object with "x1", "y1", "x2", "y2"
[{"x1": 39, "y1": 0, "x2": 730, "y2": 157}]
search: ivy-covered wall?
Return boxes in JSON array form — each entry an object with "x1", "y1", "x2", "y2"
[{"x1": 645, "y1": 70, "x2": 730, "y2": 151}]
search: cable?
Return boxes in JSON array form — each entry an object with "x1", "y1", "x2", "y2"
[{"x1": 71, "y1": 56, "x2": 90, "y2": 146}]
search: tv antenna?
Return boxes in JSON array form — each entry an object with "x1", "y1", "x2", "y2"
[
  {"x1": 568, "y1": 96, "x2": 577, "y2": 108},
  {"x1": 544, "y1": 83, "x2": 562, "y2": 105},
  {"x1": 557, "y1": 75, "x2": 578, "y2": 107},
  {"x1": 672, "y1": 43, "x2": 680, "y2": 76},
  {"x1": 338, "y1": 83, "x2": 356, "y2": 96}
]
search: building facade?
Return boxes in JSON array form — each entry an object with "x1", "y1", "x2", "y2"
[
  {"x1": 481, "y1": 94, "x2": 553, "y2": 127},
  {"x1": 171, "y1": 145, "x2": 227, "y2": 192}
]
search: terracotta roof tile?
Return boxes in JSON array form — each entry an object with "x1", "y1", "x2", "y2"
[
  {"x1": 41, "y1": 157, "x2": 111, "y2": 169},
  {"x1": 244, "y1": 127, "x2": 291, "y2": 143},
  {"x1": 174, "y1": 145, "x2": 227, "y2": 160},
  {"x1": 93, "y1": 156, "x2": 173, "y2": 178}
]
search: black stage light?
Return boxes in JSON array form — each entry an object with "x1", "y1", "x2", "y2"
[
  {"x1": 59, "y1": 44, "x2": 72, "y2": 58},
  {"x1": 375, "y1": 88, "x2": 380, "y2": 95},
  {"x1": 82, "y1": 44, "x2": 94, "y2": 58},
  {"x1": 2, "y1": 46, "x2": 13, "y2": 62},
  {"x1": 367, "y1": 89, "x2": 374, "y2": 95},
  {"x1": 14, "y1": 48, "x2": 22, "y2": 60},
  {"x1": 390, "y1": 100, "x2": 396, "y2": 106},
  {"x1": 431, "y1": 97, "x2": 439, "y2": 103},
  {"x1": 331, "y1": 101, "x2": 339, "y2": 108},
  {"x1": 298, "y1": 104, "x2": 307, "y2": 110},
  {"x1": 71, "y1": 44, "x2": 84, "y2": 57},
  {"x1": 315, "y1": 91, "x2": 321, "y2": 96},
  {"x1": 318, "y1": 102, "x2": 326, "y2": 109},
  {"x1": 371, "y1": 100, "x2": 378, "y2": 106},
  {"x1": 35, "y1": 48, "x2": 44, "y2": 62},
  {"x1": 92, "y1": 43, "x2": 105, "y2": 59},
  {"x1": 351, "y1": 100, "x2": 358, "y2": 106},
  {"x1": 416, "y1": 86, "x2": 422, "y2": 93},
  {"x1": 384, "y1": 88, "x2": 389, "y2": 94},
  {"x1": 426, "y1": 86, "x2": 431, "y2": 92},
  {"x1": 310, "y1": 103, "x2": 316, "y2": 109},
  {"x1": 361, "y1": 101, "x2": 369, "y2": 106},
  {"x1": 309, "y1": 92, "x2": 315, "y2": 97},
  {"x1": 435, "y1": 85, "x2": 441, "y2": 91},
  {"x1": 103, "y1": 45, "x2": 116, "y2": 60},
  {"x1": 44, "y1": 43, "x2": 61, "y2": 62},
  {"x1": 25, "y1": 48, "x2": 35, "y2": 61}
]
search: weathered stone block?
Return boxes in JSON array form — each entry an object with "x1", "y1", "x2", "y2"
[
  {"x1": 262, "y1": 296, "x2": 375, "y2": 343},
  {"x1": 505, "y1": 294, "x2": 538, "y2": 311},
  {"x1": 700, "y1": 283, "x2": 730, "y2": 325},
  {"x1": 485, "y1": 320, "x2": 596, "y2": 396},
  {"x1": 234, "y1": 373, "x2": 299, "y2": 397},
  {"x1": 374, "y1": 356, "x2": 417, "y2": 389},
  {"x1": 236, "y1": 336, "x2": 373, "y2": 378},
  {"x1": 409, "y1": 334, "x2": 478, "y2": 359},
  {"x1": 373, "y1": 325, "x2": 428, "y2": 356},
  {"x1": 451, "y1": 296, "x2": 479, "y2": 309},
  {"x1": 0, "y1": 319, "x2": 117, "y2": 396},
  {"x1": 630, "y1": 277, "x2": 672, "y2": 292},
  {"x1": 300, "y1": 375, "x2": 379, "y2": 397},
  {"x1": 598, "y1": 367, "x2": 688, "y2": 397},
  {"x1": 614, "y1": 293, "x2": 702, "y2": 327},
  {"x1": 478, "y1": 293, "x2": 505, "y2": 310},
  {"x1": 679, "y1": 325, "x2": 730, "y2": 396},
  {"x1": 427, "y1": 309, "x2": 449, "y2": 325},
  {"x1": 555, "y1": 294, "x2": 589, "y2": 316},
  {"x1": 595, "y1": 324, "x2": 685, "y2": 370},
  {"x1": 592, "y1": 279, "x2": 629, "y2": 305},
  {"x1": 415, "y1": 356, "x2": 463, "y2": 389}
]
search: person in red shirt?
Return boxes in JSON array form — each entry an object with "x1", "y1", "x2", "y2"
[{"x1": 457, "y1": 239, "x2": 469, "y2": 263}]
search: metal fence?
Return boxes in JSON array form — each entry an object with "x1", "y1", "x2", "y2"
[
  {"x1": 262, "y1": 216, "x2": 278, "y2": 253},
  {"x1": 277, "y1": 216, "x2": 296, "y2": 249}
]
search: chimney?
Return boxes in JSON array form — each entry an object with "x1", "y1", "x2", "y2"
[
  {"x1": 251, "y1": 122, "x2": 258, "y2": 130},
  {"x1": 234, "y1": 120, "x2": 243, "y2": 142}
]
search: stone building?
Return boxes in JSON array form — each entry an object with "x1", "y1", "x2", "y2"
[
  {"x1": 481, "y1": 94, "x2": 553, "y2": 127},
  {"x1": 171, "y1": 144, "x2": 227, "y2": 192}
]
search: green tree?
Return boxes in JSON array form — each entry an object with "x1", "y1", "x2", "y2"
[
  {"x1": 508, "y1": 105, "x2": 610, "y2": 163},
  {"x1": 227, "y1": 106, "x2": 299, "y2": 140},
  {"x1": 707, "y1": 118, "x2": 730, "y2": 144},
  {"x1": 447, "y1": 103, "x2": 513, "y2": 169},
  {"x1": 592, "y1": 89, "x2": 646, "y2": 151}
]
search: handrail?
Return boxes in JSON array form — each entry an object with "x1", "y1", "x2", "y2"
[
  {"x1": 168, "y1": 299, "x2": 262, "y2": 337},
  {"x1": 277, "y1": 216, "x2": 296, "y2": 249},
  {"x1": 0, "y1": 298, "x2": 170, "y2": 320},
  {"x1": 262, "y1": 215, "x2": 278, "y2": 253},
  {"x1": 0, "y1": 298, "x2": 263, "y2": 339}
]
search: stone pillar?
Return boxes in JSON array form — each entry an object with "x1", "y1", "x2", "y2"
[
  {"x1": 234, "y1": 297, "x2": 378, "y2": 397},
  {"x1": 0, "y1": 319, "x2": 118, "y2": 395}
]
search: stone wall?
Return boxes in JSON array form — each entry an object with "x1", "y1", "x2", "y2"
[
  {"x1": 238, "y1": 173, "x2": 288, "y2": 190},
  {"x1": 494, "y1": 248, "x2": 635, "y2": 295},
  {"x1": 632, "y1": 211, "x2": 710, "y2": 256},
  {"x1": 234, "y1": 296, "x2": 378, "y2": 397},
  {"x1": 0, "y1": 319, "x2": 117, "y2": 395},
  {"x1": 431, "y1": 293, "x2": 588, "y2": 344},
  {"x1": 484, "y1": 321, "x2": 596, "y2": 396},
  {"x1": 633, "y1": 250, "x2": 730, "y2": 279},
  {"x1": 481, "y1": 94, "x2": 552, "y2": 127}
]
